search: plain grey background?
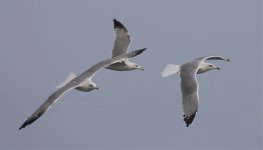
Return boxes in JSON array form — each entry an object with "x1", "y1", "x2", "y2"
[{"x1": 0, "y1": 0, "x2": 262, "y2": 149}]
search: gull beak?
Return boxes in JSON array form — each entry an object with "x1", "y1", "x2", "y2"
[
  {"x1": 95, "y1": 87, "x2": 99, "y2": 90},
  {"x1": 216, "y1": 67, "x2": 220, "y2": 70}
]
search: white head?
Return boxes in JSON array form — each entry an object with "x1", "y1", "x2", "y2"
[
  {"x1": 197, "y1": 62, "x2": 220, "y2": 74},
  {"x1": 76, "y1": 81, "x2": 99, "y2": 92},
  {"x1": 89, "y1": 82, "x2": 99, "y2": 90},
  {"x1": 128, "y1": 62, "x2": 144, "y2": 71}
]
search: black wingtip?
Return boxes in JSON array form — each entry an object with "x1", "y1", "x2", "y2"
[
  {"x1": 113, "y1": 19, "x2": 126, "y2": 29},
  {"x1": 19, "y1": 120, "x2": 28, "y2": 130},
  {"x1": 19, "y1": 114, "x2": 42, "y2": 130},
  {"x1": 183, "y1": 111, "x2": 197, "y2": 127},
  {"x1": 135, "y1": 48, "x2": 147, "y2": 56}
]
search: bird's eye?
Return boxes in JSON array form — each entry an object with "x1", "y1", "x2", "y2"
[{"x1": 209, "y1": 64, "x2": 213, "y2": 67}]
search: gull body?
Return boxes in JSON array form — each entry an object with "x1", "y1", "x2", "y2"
[{"x1": 162, "y1": 56, "x2": 230, "y2": 127}]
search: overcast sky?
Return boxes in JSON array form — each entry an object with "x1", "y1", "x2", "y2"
[{"x1": 0, "y1": 0, "x2": 262, "y2": 149}]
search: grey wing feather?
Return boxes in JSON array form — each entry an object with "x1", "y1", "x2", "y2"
[
  {"x1": 112, "y1": 19, "x2": 131, "y2": 57},
  {"x1": 180, "y1": 63, "x2": 199, "y2": 127}
]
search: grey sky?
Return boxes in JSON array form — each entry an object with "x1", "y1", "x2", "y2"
[{"x1": 0, "y1": 0, "x2": 262, "y2": 149}]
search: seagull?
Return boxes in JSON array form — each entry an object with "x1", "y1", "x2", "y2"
[
  {"x1": 105, "y1": 19, "x2": 144, "y2": 71},
  {"x1": 161, "y1": 56, "x2": 230, "y2": 127},
  {"x1": 19, "y1": 48, "x2": 146, "y2": 130}
]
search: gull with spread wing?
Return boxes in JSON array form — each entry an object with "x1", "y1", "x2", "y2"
[
  {"x1": 105, "y1": 19, "x2": 144, "y2": 71},
  {"x1": 19, "y1": 48, "x2": 146, "y2": 130},
  {"x1": 162, "y1": 56, "x2": 230, "y2": 127}
]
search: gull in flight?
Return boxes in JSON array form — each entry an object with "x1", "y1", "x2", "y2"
[
  {"x1": 105, "y1": 19, "x2": 144, "y2": 71},
  {"x1": 57, "y1": 19, "x2": 147, "y2": 89},
  {"x1": 161, "y1": 56, "x2": 230, "y2": 127},
  {"x1": 19, "y1": 48, "x2": 146, "y2": 130}
]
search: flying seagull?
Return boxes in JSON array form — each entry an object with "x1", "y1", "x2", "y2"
[
  {"x1": 19, "y1": 48, "x2": 146, "y2": 130},
  {"x1": 105, "y1": 19, "x2": 144, "y2": 71},
  {"x1": 161, "y1": 56, "x2": 230, "y2": 127}
]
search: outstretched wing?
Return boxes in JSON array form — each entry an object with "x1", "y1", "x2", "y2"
[
  {"x1": 111, "y1": 19, "x2": 131, "y2": 58},
  {"x1": 194, "y1": 55, "x2": 230, "y2": 62},
  {"x1": 180, "y1": 63, "x2": 199, "y2": 127},
  {"x1": 19, "y1": 81, "x2": 79, "y2": 130},
  {"x1": 19, "y1": 48, "x2": 146, "y2": 130}
]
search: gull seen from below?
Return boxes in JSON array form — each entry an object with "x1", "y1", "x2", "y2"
[
  {"x1": 19, "y1": 48, "x2": 146, "y2": 130},
  {"x1": 105, "y1": 19, "x2": 144, "y2": 71},
  {"x1": 162, "y1": 56, "x2": 230, "y2": 127}
]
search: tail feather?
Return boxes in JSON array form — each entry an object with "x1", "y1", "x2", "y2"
[{"x1": 161, "y1": 64, "x2": 180, "y2": 77}]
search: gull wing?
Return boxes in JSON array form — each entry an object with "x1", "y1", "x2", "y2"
[
  {"x1": 194, "y1": 55, "x2": 230, "y2": 62},
  {"x1": 180, "y1": 63, "x2": 199, "y2": 127},
  {"x1": 111, "y1": 19, "x2": 131, "y2": 58}
]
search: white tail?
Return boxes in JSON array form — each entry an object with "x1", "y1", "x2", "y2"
[
  {"x1": 55, "y1": 72, "x2": 77, "y2": 89},
  {"x1": 161, "y1": 64, "x2": 180, "y2": 77}
]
